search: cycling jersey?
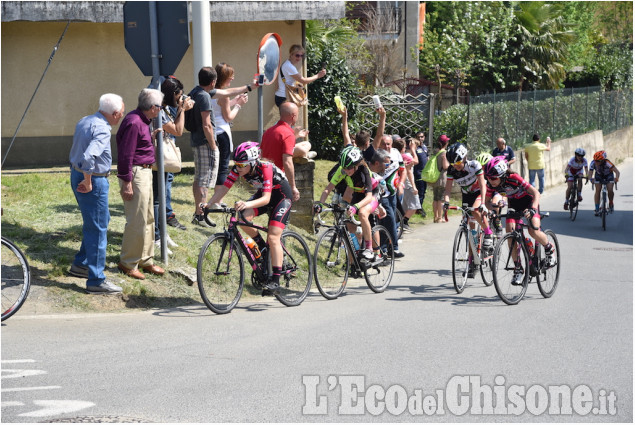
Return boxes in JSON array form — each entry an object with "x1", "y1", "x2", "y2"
[
  {"x1": 447, "y1": 160, "x2": 483, "y2": 194},
  {"x1": 224, "y1": 160, "x2": 292, "y2": 228},
  {"x1": 565, "y1": 157, "x2": 588, "y2": 177},
  {"x1": 330, "y1": 164, "x2": 382, "y2": 205},
  {"x1": 590, "y1": 159, "x2": 615, "y2": 178},
  {"x1": 486, "y1": 172, "x2": 534, "y2": 200}
]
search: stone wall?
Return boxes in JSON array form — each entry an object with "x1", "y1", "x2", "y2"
[{"x1": 289, "y1": 160, "x2": 315, "y2": 232}]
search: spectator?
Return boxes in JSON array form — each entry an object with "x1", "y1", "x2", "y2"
[
  {"x1": 412, "y1": 131, "x2": 428, "y2": 217},
  {"x1": 260, "y1": 101, "x2": 312, "y2": 202},
  {"x1": 524, "y1": 134, "x2": 551, "y2": 194},
  {"x1": 188, "y1": 66, "x2": 254, "y2": 226},
  {"x1": 116, "y1": 88, "x2": 166, "y2": 280},
  {"x1": 69, "y1": 93, "x2": 125, "y2": 294},
  {"x1": 432, "y1": 134, "x2": 450, "y2": 223},
  {"x1": 152, "y1": 76, "x2": 194, "y2": 255},
  {"x1": 275, "y1": 44, "x2": 326, "y2": 107},
  {"x1": 372, "y1": 133, "x2": 405, "y2": 258},
  {"x1": 211, "y1": 63, "x2": 248, "y2": 197},
  {"x1": 492, "y1": 137, "x2": 516, "y2": 167},
  {"x1": 400, "y1": 151, "x2": 419, "y2": 232}
]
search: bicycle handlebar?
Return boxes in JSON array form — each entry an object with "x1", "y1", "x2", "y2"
[{"x1": 316, "y1": 202, "x2": 361, "y2": 226}]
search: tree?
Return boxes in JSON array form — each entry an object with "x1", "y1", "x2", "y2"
[{"x1": 509, "y1": 1, "x2": 576, "y2": 91}]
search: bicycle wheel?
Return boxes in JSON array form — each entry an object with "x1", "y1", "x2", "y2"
[
  {"x1": 275, "y1": 231, "x2": 312, "y2": 307},
  {"x1": 479, "y1": 232, "x2": 494, "y2": 287},
  {"x1": 601, "y1": 190, "x2": 607, "y2": 230},
  {"x1": 396, "y1": 208, "x2": 404, "y2": 240},
  {"x1": 536, "y1": 230, "x2": 560, "y2": 298},
  {"x1": 569, "y1": 190, "x2": 578, "y2": 221},
  {"x1": 451, "y1": 227, "x2": 470, "y2": 294},
  {"x1": 493, "y1": 233, "x2": 529, "y2": 305},
  {"x1": 1, "y1": 237, "x2": 31, "y2": 321},
  {"x1": 313, "y1": 227, "x2": 350, "y2": 300},
  {"x1": 364, "y1": 225, "x2": 394, "y2": 293},
  {"x1": 197, "y1": 234, "x2": 244, "y2": 314}
]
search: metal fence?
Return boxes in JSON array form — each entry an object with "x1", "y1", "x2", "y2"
[
  {"x1": 467, "y1": 86, "x2": 634, "y2": 153},
  {"x1": 355, "y1": 93, "x2": 432, "y2": 138}
]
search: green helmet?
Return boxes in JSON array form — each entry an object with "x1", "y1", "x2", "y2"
[
  {"x1": 340, "y1": 145, "x2": 363, "y2": 169},
  {"x1": 476, "y1": 152, "x2": 493, "y2": 166}
]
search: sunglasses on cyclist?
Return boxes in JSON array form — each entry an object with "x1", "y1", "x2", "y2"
[
  {"x1": 235, "y1": 162, "x2": 250, "y2": 169},
  {"x1": 452, "y1": 161, "x2": 464, "y2": 167}
]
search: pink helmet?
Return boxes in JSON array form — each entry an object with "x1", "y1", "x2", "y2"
[
  {"x1": 233, "y1": 141, "x2": 260, "y2": 165},
  {"x1": 484, "y1": 156, "x2": 508, "y2": 178}
]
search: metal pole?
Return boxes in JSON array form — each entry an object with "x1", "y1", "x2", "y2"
[
  {"x1": 192, "y1": 1, "x2": 212, "y2": 84},
  {"x1": 258, "y1": 86, "x2": 264, "y2": 142},
  {"x1": 428, "y1": 93, "x2": 435, "y2": 143},
  {"x1": 149, "y1": 2, "x2": 168, "y2": 265},
  {"x1": 532, "y1": 88, "x2": 536, "y2": 135},
  {"x1": 553, "y1": 89, "x2": 556, "y2": 140}
]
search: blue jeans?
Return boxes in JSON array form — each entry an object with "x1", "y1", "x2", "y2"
[
  {"x1": 529, "y1": 169, "x2": 545, "y2": 194},
  {"x1": 380, "y1": 193, "x2": 399, "y2": 251},
  {"x1": 71, "y1": 168, "x2": 109, "y2": 286},
  {"x1": 153, "y1": 171, "x2": 174, "y2": 240}
]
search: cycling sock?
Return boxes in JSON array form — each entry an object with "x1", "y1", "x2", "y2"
[
  {"x1": 365, "y1": 240, "x2": 373, "y2": 250},
  {"x1": 403, "y1": 217, "x2": 409, "y2": 226},
  {"x1": 545, "y1": 243, "x2": 554, "y2": 254},
  {"x1": 595, "y1": 204, "x2": 600, "y2": 210},
  {"x1": 271, "y1": 266, "x2": 282, "y2": 284},
  {"x1": 254, "y1": 234, "x2": 266, "y2": 251},
  {"x1": 483, "y1": 226, "x2": 493, "y2": 235}
]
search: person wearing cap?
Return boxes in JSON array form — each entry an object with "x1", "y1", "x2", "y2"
[
  {"x1": 492, "y1": 137, "x2": 516, "y2": 168},
  {"x1": 69, "y1": 93, "x2": 125, "y2": 294},
  {"x1": 432, "y1": 134, "x2": 451, "y2": 223}
]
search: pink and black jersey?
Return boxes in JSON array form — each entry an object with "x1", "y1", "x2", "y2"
[
  {"x1": 486, "y1": 173, "x2": 533, "y2": 200},
  {"x1": 224, "y1": 160, "x2": 290, "y2": 196}
]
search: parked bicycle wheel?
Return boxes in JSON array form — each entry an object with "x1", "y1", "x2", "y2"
[
  {"x1": 451, "y1": 227, "x2": 470, "y2": 294},
  {"x1": 313, "y1": 227, "x2": 350, "y2": 300},
  {"x1": 479, "y1": 231, "x2": 495, "y2": 287},
  {"x1": 493, "y1": 233, "x2": 529, "y2": 305},
  {"x1": 536, "y1": 230, "x2": 560, "y2": 298},
  {"x1": 275, "y1": 231, "x2": 312, "y2": 307},
  {"x1": 364, "y1": 225, "x2": 394, "y2": 293},
  {"x1": 1, "y1": 237, "x2": 31, "y2": 321},
  {"x1": 197, "y1": 234, "x2": 244, "y2": 314}
]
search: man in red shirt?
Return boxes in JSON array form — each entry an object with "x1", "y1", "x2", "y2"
[{"x1": 260, "y1": 102, "x2": 311, "y2": 201}]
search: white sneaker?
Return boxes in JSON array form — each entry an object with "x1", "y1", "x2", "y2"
[
  {"x1": 545, "y1": 250, "x2": 555, "y2": 267},
  {"x1": 511, "y1": 266, "x2": 524, "y2": 285},
  {"x1": 482, "y1": 235, "x2": 493, "y2": 248},
  {"x1": 307, "y1": 151, "x2": 317, "y2": 160},
  {"x1": 166, "y1": 235, "x2": 178, "y2": 248},
  {"x1": 361, "y1": 249, "x2": 374, "y2": 260},
  {"x1": 155, "y1": 240, "x2": 173, "y2": 255}
]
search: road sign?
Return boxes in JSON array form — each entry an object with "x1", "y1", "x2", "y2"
[{"x1": 123, "y1": 1, "x2": 190, "y2": 76}]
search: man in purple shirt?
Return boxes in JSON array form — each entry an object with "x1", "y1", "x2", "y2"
[{"x1": 116, "y1": 88, "x2": 165, "y2": 280}]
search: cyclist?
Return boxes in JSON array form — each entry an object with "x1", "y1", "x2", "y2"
[
  {"x1": 483, "y1": 156, "x2": 556, "y2": 285},
  {"x1": 442, "y1": 143, "x2": 493, "y2": 248},
  {"x1": 589, "y1": 150, "x2": 620, "y2": 215},
  {"x1": 315, "y1": 146, "x2": 381, "y2": 261},
  {"x1": 563, "y1": 148, "x2": 589, "y2": 210},
  {"x1": 476, "y1": 152, "x2": 493, "y2": 167},
  {"x1": 204, "y1": 141, "x2": 292, "y2": 295},
  {"x1": 476, "y1": 151, "x2": 503, "y2": 235}
]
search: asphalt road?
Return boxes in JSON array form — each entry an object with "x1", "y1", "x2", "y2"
[{"x1": 2, "y1": 159, "x2": 632, "y2": 423}]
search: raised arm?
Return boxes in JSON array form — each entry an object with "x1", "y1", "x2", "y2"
[{"x1": 372, "y1": 107, "x2": 386, "y2": 150}]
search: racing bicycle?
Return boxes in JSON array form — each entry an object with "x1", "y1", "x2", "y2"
[
  {"x1": 197, "y1": 206, "x2": 312, "y2": 314},
  {"x1": 1, "y1": 236, "x2": 31, "y2": 321},
  {"x1": 313, "y1": 203, "x2": 395, "y2": 299},
  {"x1": 492, "y1": 209, "x2": 560, "y2": 305}
]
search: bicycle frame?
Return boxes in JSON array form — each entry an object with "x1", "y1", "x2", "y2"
[
  {"x1": 499, "y1": 209, "x2": 548, "y2": 277},
  {"x1": 316, "y1": 204, "x2": 367, "y2": 274},
  {"x1": 448, "y1": 205, "x2": 483, "y2": 266}
]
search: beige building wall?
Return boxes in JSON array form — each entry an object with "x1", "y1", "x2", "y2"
[{"x1": 1, "y1": 20, "x2": 302, "y2": 167}]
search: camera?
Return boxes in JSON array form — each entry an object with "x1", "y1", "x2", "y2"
[{"x1": 181, "y1": 94, "x2": 188, "y2": 102}]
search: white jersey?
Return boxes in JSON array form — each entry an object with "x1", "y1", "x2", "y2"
[{"x1": 447, "y1": 160, "x2": 483, "y2": 194}]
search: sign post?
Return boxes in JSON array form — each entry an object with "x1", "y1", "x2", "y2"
[{"x1": 124, "y1": 1, "x2": 189, "y2": 264}]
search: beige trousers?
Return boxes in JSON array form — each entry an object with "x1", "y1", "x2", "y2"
[{"x1": 119, "y1": 166, "x2": 155, "y2": 270}]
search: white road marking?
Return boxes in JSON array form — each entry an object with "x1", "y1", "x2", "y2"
[
  {"x1": 2, "y1": 386, "x2": 61, "y2": 392},
  {"x1": 18, "y1": 400, "x2": 95, "y2": 418},
  {"x1": 1, "y1": 369, "x2": 47, "y2": 379},
  {"x1": 1, "y1": 401, "x2": 25, "y2": 407},
  {"x1": 1, "y1": 359, "x2": 36, "y2": 364}
]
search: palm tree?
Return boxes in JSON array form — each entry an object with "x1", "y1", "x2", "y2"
[{"x1": 511, "y1": 1, "x2": 576, "y2": 91}]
